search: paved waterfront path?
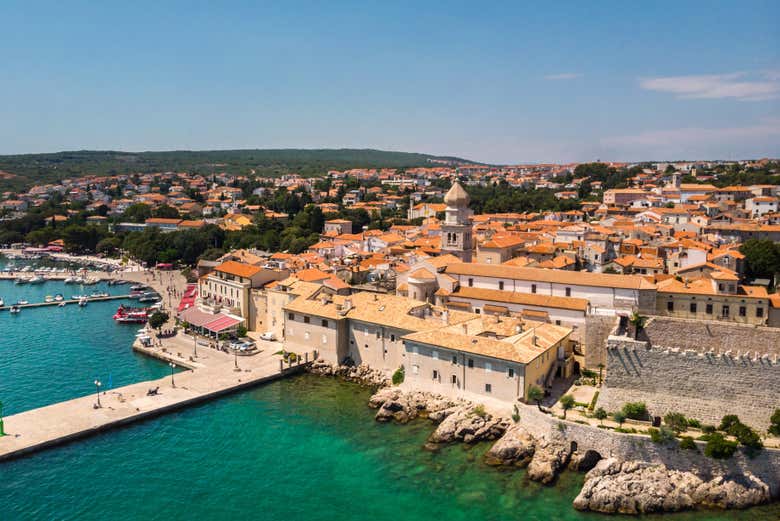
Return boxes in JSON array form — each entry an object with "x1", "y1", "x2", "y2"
[{"x1": 0, "y1": 341, "x2": 307, "y2": 462}]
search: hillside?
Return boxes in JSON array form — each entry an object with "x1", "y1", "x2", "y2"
[{"x1": 0, "y1": 148, "x2": 478, "y2": 191}]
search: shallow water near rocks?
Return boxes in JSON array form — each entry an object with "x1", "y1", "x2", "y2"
[{"x1": 2, "y1": 375, "x2": 779, "y2": 521}]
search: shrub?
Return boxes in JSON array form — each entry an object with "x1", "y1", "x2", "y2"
[
  {"x1": 687, "y1": 419, "x2": 702, "y2": 429},
  {"x1": 679, "y1": 436, "x2": 697, "y2": 450},
  {"x1": 704, "y1": 433, "x2": 738, "y2": 459},
  {"x1": 581, "y1": 368, "x2": 597, "y2": 379},
  {"x1": 768, "y1": 409, "x2": 780, "y2": 436},
  {"x1": 718, "y1": 414, "x2": 741, "y2": 432},
  {"x1": 613, "y1": 410, "x2": 627, "y2": 426},
  {"x1": 588, "y1": 391, "x2": 600, "y2": 411},
  {"x1": 663, "y1": 412, "x2": 689, "y2": 434},
  {"x1": 702, "y1": 425, "x2": 716, "y2": 434},
  {"x1": 594, "y1": 407, "x2": 607, "y2": 425},
  {"x1": 511, "y1": 405, "x2": 520, "y2": 423},
  {"x1": 649, "y1": 426, "x2": 676, "y2": 445},
  {"x1": 473, "y1": 405, "x2": 487, "y2": 418},
  {"x1": 236, "y1": 325, "x2": 248, "y2": 338},
  {"x1": 614, "y1": 427, "x2": 637, "y2": 434},
  {"x1": 391, "y1": 366, "x2": 405, "y2": 385},
  {"x1": 622, "y1": 402, "x2": 648, "y2": 421},
  {"x1": 730, "y1": 423, "x2": 763, "y2": 456}
]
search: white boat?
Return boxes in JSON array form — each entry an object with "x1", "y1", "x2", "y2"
[
  {"x1": 0, "y1": 297, "x2": 4, "y2": 307},
  {"x1": 64, "y1": 276, "x2": 77, "y2": 284},
  {"x1": 58, "y1": 302, "x2": 66, "y2": 307},
  {"x1": 78, "y1": 297, "x2": 88, "y2": 307},
  {"x1": 54, "y1": 294, "x2": 64, "y2": 302},
  {"x1": 9, "y1": 306, "x2": 20, "y2": 314},
  {"x1": 44, "y1": 295, "x2": 54, "y2": 303},
  {"x1": 29, "y1": 276, "x2": 45, "y2": 284},
  {"x1": 90, "y1": 292, "x2": 109, "y2": 298},
  {"x1": 14, "y1": 277, "x2": 29, "y2": 285},
  {"x1": 16, "y1": 299, "x2": 29, "y2": 305}
]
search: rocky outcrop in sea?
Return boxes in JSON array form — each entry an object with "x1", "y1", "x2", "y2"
[{"x1": 573, "y1": 458, "x2": 771, "y2": 514}]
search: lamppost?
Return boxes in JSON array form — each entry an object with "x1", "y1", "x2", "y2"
[
  {"x1": 193, "y1": 332, "x2": 198, "y2": 358},
  {"x1": 0, "y1": 400, "x2": 5, "y2": 437},
  {"x1": 94, "y1": 379, "x2": 102, "y2": 408},
  {"x1": 169, "y1": 362, "x2": 176, "y2": 387},
  {"x1": 234, "y1": 346, "x2": 240, "y2": 372}
]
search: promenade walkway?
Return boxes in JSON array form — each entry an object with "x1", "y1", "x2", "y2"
[{"x1": 0, "y1": 340, "x2": 309, "y2": 462}]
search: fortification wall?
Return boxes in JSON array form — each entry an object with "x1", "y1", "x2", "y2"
[
  {"x1": 516, "y1": 404, "x2": 780, "y2": 497},
  {"x1": 583, "y1": 314, "x2": 618, "y2": 368},
  {"x1": 642, "y1": 316, "x2": 780, "y2": 357},
  {"x1": 599, "y1": 338, "x2": 780, "y2": 431}
]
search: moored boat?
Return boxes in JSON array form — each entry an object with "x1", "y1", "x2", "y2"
[
  {"x1": 78, "y1": 297, "x2": 88, "y2": 307},
  {"x1": 44, "y1": 295, "x2": 54, "y2": 303},
  {"x1": 9, "y1": 305, "x2": 20, "y2": 314},
  {"x1": 54, "y1": 293, "x2": 64, "y2": 302}
]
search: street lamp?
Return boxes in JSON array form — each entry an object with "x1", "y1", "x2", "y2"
[
  {"x1": 193, "y1": 332, "x2": 198, "y2": 358},
  {"x1": 234, "y1": 346, "x2": 240, "y2": 372},
  {"x1": 94, "y1": 379, "x2": 102, "y2": 408},
  {"x1": 169, "y1": 362, "x2": 176, "y2": 387}
]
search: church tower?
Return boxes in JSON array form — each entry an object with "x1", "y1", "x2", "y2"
[{"x1": 441, "y1": 181, "x2": 473, "y2": 262}]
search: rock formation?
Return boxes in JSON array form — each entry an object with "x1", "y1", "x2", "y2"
[
  {"x1": 526, "y1": 434, "x2": 572, "y2": 484},
  {"x1": 308, "y1": 360, "x2": 387, "y2": 387},
  {"x1": 484, "y1": 424, "x2": 536, "y2": 467},
  {"x1": 573, "y1": 458, "x2": 771, "y2": 514},
  {"x1": 427, "y1": 406, "x2": 508, "y2": 444}
]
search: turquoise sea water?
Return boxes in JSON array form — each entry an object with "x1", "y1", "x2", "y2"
[
  {"x1": 0, "y1": 275, "x2": 169, "y2": 415},
  {"x1": 1, "y1": 261, "x2": 779, "y2": 520}
]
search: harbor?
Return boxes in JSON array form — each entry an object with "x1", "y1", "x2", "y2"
[{"x1": 0, "y1": 342, "x2": 311, "y2": 462}]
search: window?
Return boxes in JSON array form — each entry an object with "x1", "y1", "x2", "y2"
[
  {"x1": 467, "y1": 358, "x2": 474, "y2": 368},
  {"x1": 739, "y1": 306, "x2": 746, "y2": 317},
  {"x1": 485, "y1": 383, "x2": 492, "y2": 393},
  {"x1": 555, "y1": 320, "x2": 561, "y2": 326},
  {"x1": 722, "y1": 305, "x2": 730, "y2": 317},
  {"x1": 412, "y1": 345, "x2": 419, "y2": 355},
  {"x1": 390, "y1": 334, "x2": 395, "y2": 342},
  {"x1": 499, "y1": 281, "x2": 504, "y2": 290},
  {"x1": 303, "y1": 316, "x2": 310, "y2": 324},
  {"x1": 757, "y1": 307, "x2": 764, "y2": 318},
  {"x1": 706, "y1": 303, "x2": 713, "y2": 314},
  {"x1": 287, "y1": 313, "x2": 294, "y2": 320},
  {"x1": 667, "y1": 301, "x2": 674, "y2": 312},
  {"x1": 565, "y1": 287, "x2": 571, "y2": 297},
  {"x1": 322, "y1": 335, "x2": 327, "y2": 344},
  {"x1": 376, "y1": 331, "x2": 381, "y2": 339},
  {"x1": 485, "y1": 362, "x2": 492, "y2": 372},
  {"x1": 718, "y1": 284, "x2": 724, "y2": 291},
  {"x1": 432, "y1": 350, "x2": 439, "y2": 360},
  {"x1": 364, "y1": 327, "x2": 369, "y2": 336},
  {"x1": 432, "y1": 370, "x2": 439, "y2": 380},
  {"x1": 689, "y1": 303, "x2": 697, "y2": 313},
  {"x1": 507, "y1": 368, "x2": 514, "y2": 378},
  {"x1": 531, "y1": 284, "x2": 537, "y2": 294},
  {"x1": 451, "y1": 374, "x2": 457, "y2": 384},
  {"x1": 321, "y1": 319, "x2": 328, "y2": 327},
  {"x1": 412, "y1": 365, "x2": 419, "y2": 375},
  {"x1": 468, "y1": 278, "x2": 474, "y2": 287},
  {"x1": 451, "y1": 355, "x2": 457, "y2": 364}
]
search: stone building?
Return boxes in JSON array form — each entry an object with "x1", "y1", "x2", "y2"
[{"x1": 440, "y1": 181, "x2": 473, "y2": 262}]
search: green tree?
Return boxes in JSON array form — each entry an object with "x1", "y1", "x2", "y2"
[
  {"x1": 704, "y1": 433, "x2": 738, "y2": 459},
  {"x1": 740, "y1": 239, "x2": 780, "y2": 286},
  {"x1": 559, "y1": 394, "x2": 575, "y2": 419},
  {"x1": 769, "y1": 409, "x2": 780, "y2": 436},
  {"x1": 622, "y1": 402, "x2": 648, "y2": 421},
  {"x1": 148, "y1": 311, "x2": 169, "y2": 331},
  {"x1": 122, "y1": 203, "x2": 152, "y2": 223},
  {"x1": 153, "y1": 204, "x2": 180, "y2": 219},
  {"x1": 527, "y1": 385, "x2": 544, "y2": 411},
  {"x1": 628, "y1": 312, "x2": 646, "y2": 340},
  {"x1": 594, "y1": 407, "x2": 607, "y2": 425},
  {"x1": 613, "y1": 410, "x2": 627, "y2": 428}
]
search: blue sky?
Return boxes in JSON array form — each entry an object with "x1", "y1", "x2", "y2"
[{"x1": 1, "y1": 1, "x2": 778, "y2": 163}]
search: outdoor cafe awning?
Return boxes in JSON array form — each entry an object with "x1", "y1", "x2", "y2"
[{"x1": 179, "y1": 306, "x2": 243, "y2": 332}]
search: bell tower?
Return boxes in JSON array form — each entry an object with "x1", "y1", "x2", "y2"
[{"x1": 440, "y1": 181, "x2": 472, "y2": 262}]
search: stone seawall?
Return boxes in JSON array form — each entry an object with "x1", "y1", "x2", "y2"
[
  {"x1": 599, "y1": 338, "x2": 780, "y2": 431},
  {"x1": 515, "y1": 404, "x2": 780, "y2": 498}
]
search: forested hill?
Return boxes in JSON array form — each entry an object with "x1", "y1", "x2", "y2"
[{"x1": 0, "y1": 148, "x2": 478, "y2": 191}]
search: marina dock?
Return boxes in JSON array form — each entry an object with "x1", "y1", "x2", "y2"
[
  {"x1": 0, "y1": 294, "x2": 130, "y2": 310},
  {"x1": 0, "y1": 341, "x2": 311, "y2": 462}
]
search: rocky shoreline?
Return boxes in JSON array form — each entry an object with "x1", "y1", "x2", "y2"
[
  {"x1": 305, "y1": 364, "x2": 775, "y2": 515},
  {"x1": 367, "y1": 385, "x2": 774, "y2": 515}
]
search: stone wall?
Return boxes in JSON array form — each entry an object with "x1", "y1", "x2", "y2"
[
  {"x1": 583, "y1": 314, "x2": 619, "y2": 368},
  {"x1": 599, "y1": 337, "x2": 780, "y2": 431},
  {"x1": 642, "y1": 316, "x2": 780, "y2": 358},
  {"x1": 515, "y1": 404, "x2": 780, "y2": 498}
]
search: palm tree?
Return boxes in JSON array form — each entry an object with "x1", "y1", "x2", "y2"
[{"x1": 527, "y1": 385, "x2": 544, "y2": 411}]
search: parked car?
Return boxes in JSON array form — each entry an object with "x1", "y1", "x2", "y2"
[{"x1": 260, "y1": 331, "x2": 277, "y2": 341}]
